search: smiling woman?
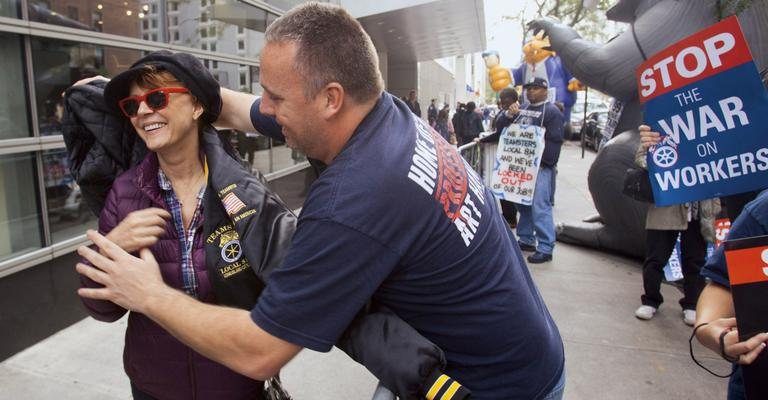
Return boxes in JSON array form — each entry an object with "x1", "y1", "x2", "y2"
[{"x1": 67, "y1": 50, "x2": 298, "y2": 400}]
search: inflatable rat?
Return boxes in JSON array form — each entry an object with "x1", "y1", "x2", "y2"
[{"x1": 529, "y1": 0, "x2": 768, "y2": 258}]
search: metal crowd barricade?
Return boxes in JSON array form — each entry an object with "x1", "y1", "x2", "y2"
[{"x1": 458, "y1": 133, "x2": 496, "y2": 186}]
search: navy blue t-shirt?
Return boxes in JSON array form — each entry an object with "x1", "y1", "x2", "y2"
[
  {"x1": 249, "y1": 93, "x2": 564, "y2": 399},
  {"x1": 701, "y1": 189, "x2": 768, "y2": 286}
]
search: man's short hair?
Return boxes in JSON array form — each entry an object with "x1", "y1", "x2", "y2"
[{"x1": 265, "y1": 2, "x2": 384, "y2": 103}]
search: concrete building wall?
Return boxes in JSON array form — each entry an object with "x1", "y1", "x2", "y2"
[
  {"x1": 386, "y1": 60, "x2": 418, "y2": 101},
  {"x1": 417, "y1": 60, "x2": 455, "y2": 112}
]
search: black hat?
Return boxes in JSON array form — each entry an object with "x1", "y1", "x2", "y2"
[
  {"x1": 522, "y1": 77, "x2": 549, "y2": 89},
  {"x1": 103, "y1": 50, "x2": 221, "y2": 123}
]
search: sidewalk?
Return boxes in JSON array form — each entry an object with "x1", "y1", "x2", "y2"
[{"x1": 0, "y1": 142, "x2": 728, "y2": 400}]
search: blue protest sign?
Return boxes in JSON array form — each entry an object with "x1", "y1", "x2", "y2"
[{"x1": 637, "y1": 17, "x2": 768, "y2": 206}]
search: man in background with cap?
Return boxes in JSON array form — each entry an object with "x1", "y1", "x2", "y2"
[
  {"x1": 76, "y1": 3, "x2": 565, "y2": 399},
  {"x1": 514, "y1": 77, "x2": 564, "y2": 264}
]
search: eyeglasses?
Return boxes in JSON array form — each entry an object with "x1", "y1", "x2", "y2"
[{"x1": 118, "y1": 87, "x2": 190, "y2": 117}]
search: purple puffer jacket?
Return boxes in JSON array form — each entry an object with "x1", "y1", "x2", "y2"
[{"x1": 79, "y1": 152, "x2": 264, "y2": 400}]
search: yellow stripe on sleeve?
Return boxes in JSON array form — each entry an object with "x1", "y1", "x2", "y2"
[
  {"x1": 440, "y1": 381, "x2": 462, "y2": 400},
  {"x1": 425, "y1": 374, "x2": 450, "y2": 400}
]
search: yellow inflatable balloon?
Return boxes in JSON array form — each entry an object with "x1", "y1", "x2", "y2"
[{"x1": 482, "y1": 50, "x2": 512, "y2": 92}]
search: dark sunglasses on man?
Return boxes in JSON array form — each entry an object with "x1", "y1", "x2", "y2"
[{"x1": 118, "y1": 87, "x2": 190, "y2": 117}]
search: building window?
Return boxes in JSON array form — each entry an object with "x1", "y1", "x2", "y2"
[
  {"x1": 201, "y1": 43, "x2": 207, "y2": 50},
  {"x1": 143, "y1": 33, "x2": 149, "y2": 40},
  {"x1": 173, "y1": 31, "x2": 179, "y2": 41},
  {"x1": 0, "y1": 34, "x2": 30, "y2": 140},
  {"x1": 238, "y1": 40, "x2": 244, "y2": 50},
  {"x1": 43, "y1": 149, "x2": 97, "y2": 243},
  {"x1": 67, "y1": 6, "x2": 78, "y2": 21},
  {"x1": 169, "y1": 1, "x2": 178, "y2": 12},
  {"x1": 240, "y1": 72, "x2": 246, "y2": 87},
  {"x1": 171, "y1": 16, "x2": 178, "y2": 26},
  {"x1": 151, "y1": 3, "x2": 157, "y2": 13},
  {"x1": 212, "y1": 60, "x2": 218, "y2": 69},
  {"x1": 0, "y1": 152, "x2": 43, "y2": 262},
  {"x1": 1, "y1": 0, "x2": 20, "y2": 17},
  {"x1": 151, "y1": 19, "x2": 157, "y2": 28},
  {"x1": 142, "y1": 19, "x2": 149, "y2": 30},
  {"x1": 238, "y1": 26, "x2": 244, "y2": 34},
  {"x1": 210, "y1": 42, "x2": 216, "y2": 52},
  {"x1": 201, "y1": 0, "x2": 207, "y2": 7}
]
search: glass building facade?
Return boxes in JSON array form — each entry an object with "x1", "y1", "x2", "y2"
[{"x1": 0, "y1": 0, "x2": 311, "y2": 275}]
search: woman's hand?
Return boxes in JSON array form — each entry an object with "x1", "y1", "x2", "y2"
[
  {"x1": 696, "y1": 317, "x2": 768, "y2": 365},
  {"x1": 106, "y1": 207, "x2": 171, "y2": 253},
  {"x1": 638, "y1": 124, "x2": 661, "y2": 151}
]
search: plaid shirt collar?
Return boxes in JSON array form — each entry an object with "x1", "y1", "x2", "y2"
[{"x1": 157, "y1": 160, "x2": 207, "y2": 297}]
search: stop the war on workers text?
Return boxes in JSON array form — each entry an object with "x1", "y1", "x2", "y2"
[{"x1": 636, "y1": 16, "x2": 768, "y2": 207}]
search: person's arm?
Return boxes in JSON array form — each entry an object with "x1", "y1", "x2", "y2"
[
  {"x1": 215, "y1": 88, "x2": 259, "y2": 132},
  {"x1": 544, "y1": 105, "x2": 564, "y2": 143},
  {"x1": 76, "y1": 230, "x2": 301, "y2": 379},
  {"x1": 695, "y1": 282, "x2": 768, "y2": 365}
]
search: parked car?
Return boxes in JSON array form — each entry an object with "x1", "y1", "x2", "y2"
[
  {"x1": 568, "y1": 101, "x2": 608, "y2": 140},
  {"x1": 580, "y1": 111, "x2": 609, "y2": 150}
]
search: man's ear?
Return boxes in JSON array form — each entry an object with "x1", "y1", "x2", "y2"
[{"x1": 321, "y1": 83, "x2": 344, "y2": 118}]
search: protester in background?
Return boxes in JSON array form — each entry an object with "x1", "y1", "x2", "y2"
[
  {"x1": 434, "y1": 108, "x2": 454, "y2": 144},
  {"x1": 694, "y1": 188, "x2": 768, "y2": 400},
  {"x1": 478, "y1": 87, "x2": 520, "y2": 228},
  {"x1": 427, "y1": 98, "x2": 438, "y2": 123},
  {"x1": 462, "y1": 101, "x2": 484, "y2": 143},
  {"x1": 76, "y1": 4, "x2": 566, "y2": 399},
  {"x1": 514, "y1": 78, "x2": 564, "y2": 264},
  {"x1": 405, "y1": 89, "x2": 421, "y2": 117},
  {"x1": 634, "y1": 125, "x2": 720, "y2": 325},
  {"x1": 452, "y1": 102, "x2": 466, "y2": 144}
]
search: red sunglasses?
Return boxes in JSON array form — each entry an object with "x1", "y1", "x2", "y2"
[{"x1": 118, "y1": 87, "x2": 190, "y2": 117}]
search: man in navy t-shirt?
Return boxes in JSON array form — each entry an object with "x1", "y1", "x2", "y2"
[{"x1": 76, "y1": 4, "x2": 564, "y2": 399}]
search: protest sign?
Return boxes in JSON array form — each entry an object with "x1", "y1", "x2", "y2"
[
  {"x1": 490, "y1": 124, "x2": 545, "y2": 205},
  {"x1": 725, "y1": 235, "x2": 768, "y2": 399},
  {"x1": 637, "y1": 16, "x2": 768, "y2": 207},
  {"x1": 662, "y1": 237, "x2": 717, "y2": 282}
]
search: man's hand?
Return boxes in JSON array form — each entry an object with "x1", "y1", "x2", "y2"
[
  {"x1": 106, "y1": 208, "x2": 170, "y2": 253},
  {"x1": 638, "y1": 124, "x2": 661, "y2": 151},
  {"x1": 77, "y1": 229, "x2": 171, "y2": 314},
  {"x1": 73, "y1": 75, "x2": 110, "y2": 87},
  {"x1": 696, "y1": 317, "x2": 768, "y2": 365},
  {"x1": 507, "y1": 102, "x2": 520, "y2": 116}
]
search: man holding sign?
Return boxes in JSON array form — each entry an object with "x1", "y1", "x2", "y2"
[{"x1": 511, "y1": 78, "x2": 564, "y2": 264}]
